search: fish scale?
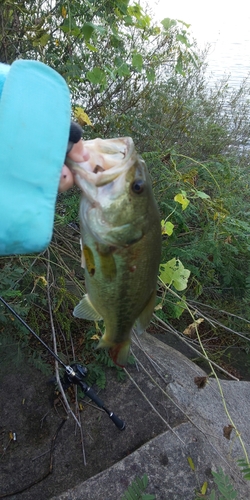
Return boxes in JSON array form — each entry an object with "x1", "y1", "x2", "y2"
[{"x1": 66, "y1": 137, "x2": 161, "y2": 366}]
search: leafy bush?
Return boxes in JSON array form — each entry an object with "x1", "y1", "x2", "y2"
[{"x1": 1, "y1": 0, "x2": 250, "y2": 376}]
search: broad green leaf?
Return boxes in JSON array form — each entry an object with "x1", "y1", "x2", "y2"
[
  {"x1": 33, "y1": 33, "x2": 50, "y2": 47},
  {"x1": 132, "y1": 53, "x2": 143, "y2": 72},
  {"x1": 161, "y1": 220, "x2": 174, "y2": 236},
  {"x1": 146, "y1": 68, "x2": 155, "y2": 82},
  {"x1": 128, "y1": 4, "x2": 151, "y2": 29},
  {"x1": 173, "y1": 299, "x2": 187, "y2": 319},
  {"x1": 71, "y1": 27, "x2": 81, "y2": 36},
  {"x1": 114, "y1": 56, "x2": 123, "y2": 67},
  {"x1": 115, "y1": 0, "x2": 130, "y2": 15},
  {"x1": 60, "y1": 18, "x2": 79, "y2": 35},
  {"x1": 174, "y1": 193, "x2": 190, "y2": 210},
  {"x1": 85, "y1": 42, "x2": 98, "y2": 52},
  {"x1": 136, "y1": 14, "x2": 151, "y2": 30},
  {"x1": 161, "y1": 18, "x2": 177, "y2": 30},
  {"x1": 160, "y1": 258, "x2": 190, "y2": 291},
  {"x1": 196, "y1": 190, "x2": 210, "y2": 199},
  {"x1": 94, "y1": 25, "x2": 106, "y2": 35},
  {"x1": 117, "y1": 62, "x2": 130, "y2": 77},
  {"x1": 128, "y1": 3, "x2": 142, "y2": 19},
  {"x1": 81, "y1": 22, "x2": 95, "y2": 42},
  {"x1": 152, "y1": 26, "x2": 161, "y2": 35},
  {"x1": 59, "y1": 24, "x2": 69, "y2": 33},
  {"x1": 110, "y1": 34, "x2": 122, "y2": 48},
  {"x1": 176, "y1": 33, "x2": 190, "y2": 47},
  {"x1": 86, "y1": 67, "x2": 107, "y2": 85},
  {"x1": 123, "y1": 14, "x2": 133, "y2": 26}
]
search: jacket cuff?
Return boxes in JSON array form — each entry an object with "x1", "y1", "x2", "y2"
[{"x1": 0, "y1": 60, "x2": 71, "y2": 255}]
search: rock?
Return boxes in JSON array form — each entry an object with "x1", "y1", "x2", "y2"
[{"x1": 51, "y1": 333, "x2": 250, "y2": 500}]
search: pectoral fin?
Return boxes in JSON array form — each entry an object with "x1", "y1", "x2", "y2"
[
  {"x1": 73, "y1": 294, "x2": 102, "y2": 320},
  {"x1": 135, "y1": 289, "x2": 156, "y2": 334}
]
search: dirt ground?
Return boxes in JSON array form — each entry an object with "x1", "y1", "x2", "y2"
[
  {"x1": 0, "y1": 341, "x2": 185, "y2": 500},
  {"x1": 1, "y1": 317, "x2": 248, "y2": 500}
]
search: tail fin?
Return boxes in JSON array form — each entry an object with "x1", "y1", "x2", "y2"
[
  {"x1": 109, "y1": 341, "x2": 131, "y2": 367},
  {"x1": 97, "y1": 336, "x2": 131, "y2": 367}
]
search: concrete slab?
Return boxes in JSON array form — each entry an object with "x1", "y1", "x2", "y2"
[{"x1": 51, "y1": 334, "x2": 250, "y2": 500}]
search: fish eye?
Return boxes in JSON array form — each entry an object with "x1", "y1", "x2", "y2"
[{"x1": 131, "y1": 179, "x2": 144, "y2": 194}]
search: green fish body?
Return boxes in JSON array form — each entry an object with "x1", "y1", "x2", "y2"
[{"x1": 67, "y1": 137, "x2": 161, "y2": 366}]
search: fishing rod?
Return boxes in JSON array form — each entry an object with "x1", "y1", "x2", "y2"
[{"x1": 0, "y1": 296, "x2": 125, "y2": 430}]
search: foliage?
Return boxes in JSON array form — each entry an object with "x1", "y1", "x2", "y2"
[
  {"x1": 149, "y1": 147, "x2": 250, "y2": 325},
  {"x1": 1, "y1": 0, "x2": 250, "y2": 392},
  {"x1": 80, "y1": 324, "x2": 130, "y2": 389},
  {"x1": 121, "y1": 474, "x2": 155, "y2": 500},
  {"x1": 56, "y1": 188, "x2": 81, "y2": 226},
  {"x1": 237, "y1": 459, "x2": 250, "y2": 481},
  {"x1": 208, "y1": 468, "x2": 238, "y2": 500},
  {"x1": 126, "y1": 56, "x2": 250, "y2": 158},
  {"x1": 1, "y1": 9, "x2": 250, "y2": 498},
  {"x1": 191, "y1": 464, "x2": 239, "y2": 500},
  {"x1": 0, "y1": 0, "x2": 197, "y2": 139},
  {"x1": 160, "y1": 257, "x2": 190, "y2": 291},
  {"x1": 0, "y1": 230, "x2": 129, "y2": 384}
]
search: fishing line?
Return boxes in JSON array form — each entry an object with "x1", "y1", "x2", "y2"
[{"x1": 0, "y1": 296, "x2": 125, "y2": 430}]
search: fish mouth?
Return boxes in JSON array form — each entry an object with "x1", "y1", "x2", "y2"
[
  {"x1": 66, "y1": 136, "x2": 146, "y2": 246},
  {"x1": 65, "y1": 137, "x2": 135, "y2": 188}
]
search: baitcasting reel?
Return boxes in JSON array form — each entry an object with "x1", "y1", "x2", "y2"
[{"x1": 62, "y1": 363, "x2": 126, "y2": 430}]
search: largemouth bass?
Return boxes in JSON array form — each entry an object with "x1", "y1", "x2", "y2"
[{"x1": 66, "y1": 137, "x2": 161, "y2": 366}]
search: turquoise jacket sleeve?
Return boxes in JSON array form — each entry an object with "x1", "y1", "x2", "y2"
[{"x1": 0, "y1": 60, "x2": 71, "y2": 255}]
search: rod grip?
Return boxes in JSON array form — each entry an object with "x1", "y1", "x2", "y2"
[
  {"x1": 108, "y1": 411, "x2": 126, "y2": 430},
  {"x1": 84, "y1": 386, "x2": 104, "y2": 408}
]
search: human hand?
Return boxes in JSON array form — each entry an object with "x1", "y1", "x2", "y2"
[{"x1": 59, "y1": 122, "x2": 90, "y2": 192}]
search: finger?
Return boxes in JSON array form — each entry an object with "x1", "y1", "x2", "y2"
[
  {"x1": 59, "y1": 165, "x2": 74, "y2": 192},
  {"x1": 68, "y1": 139, "x2": 90, "y2": 163}
]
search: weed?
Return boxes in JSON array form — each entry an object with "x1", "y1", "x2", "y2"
[{"x1": 121, "y1": 474, "x2": 155, "y2": 500}]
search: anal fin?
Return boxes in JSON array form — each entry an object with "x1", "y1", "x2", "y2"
[
  {"x1": 73, "y1": 294, "x2": 102, "y2": 321},
  {"x1": 135, "y1": 289, "x2": 156, "y2": 334}
]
